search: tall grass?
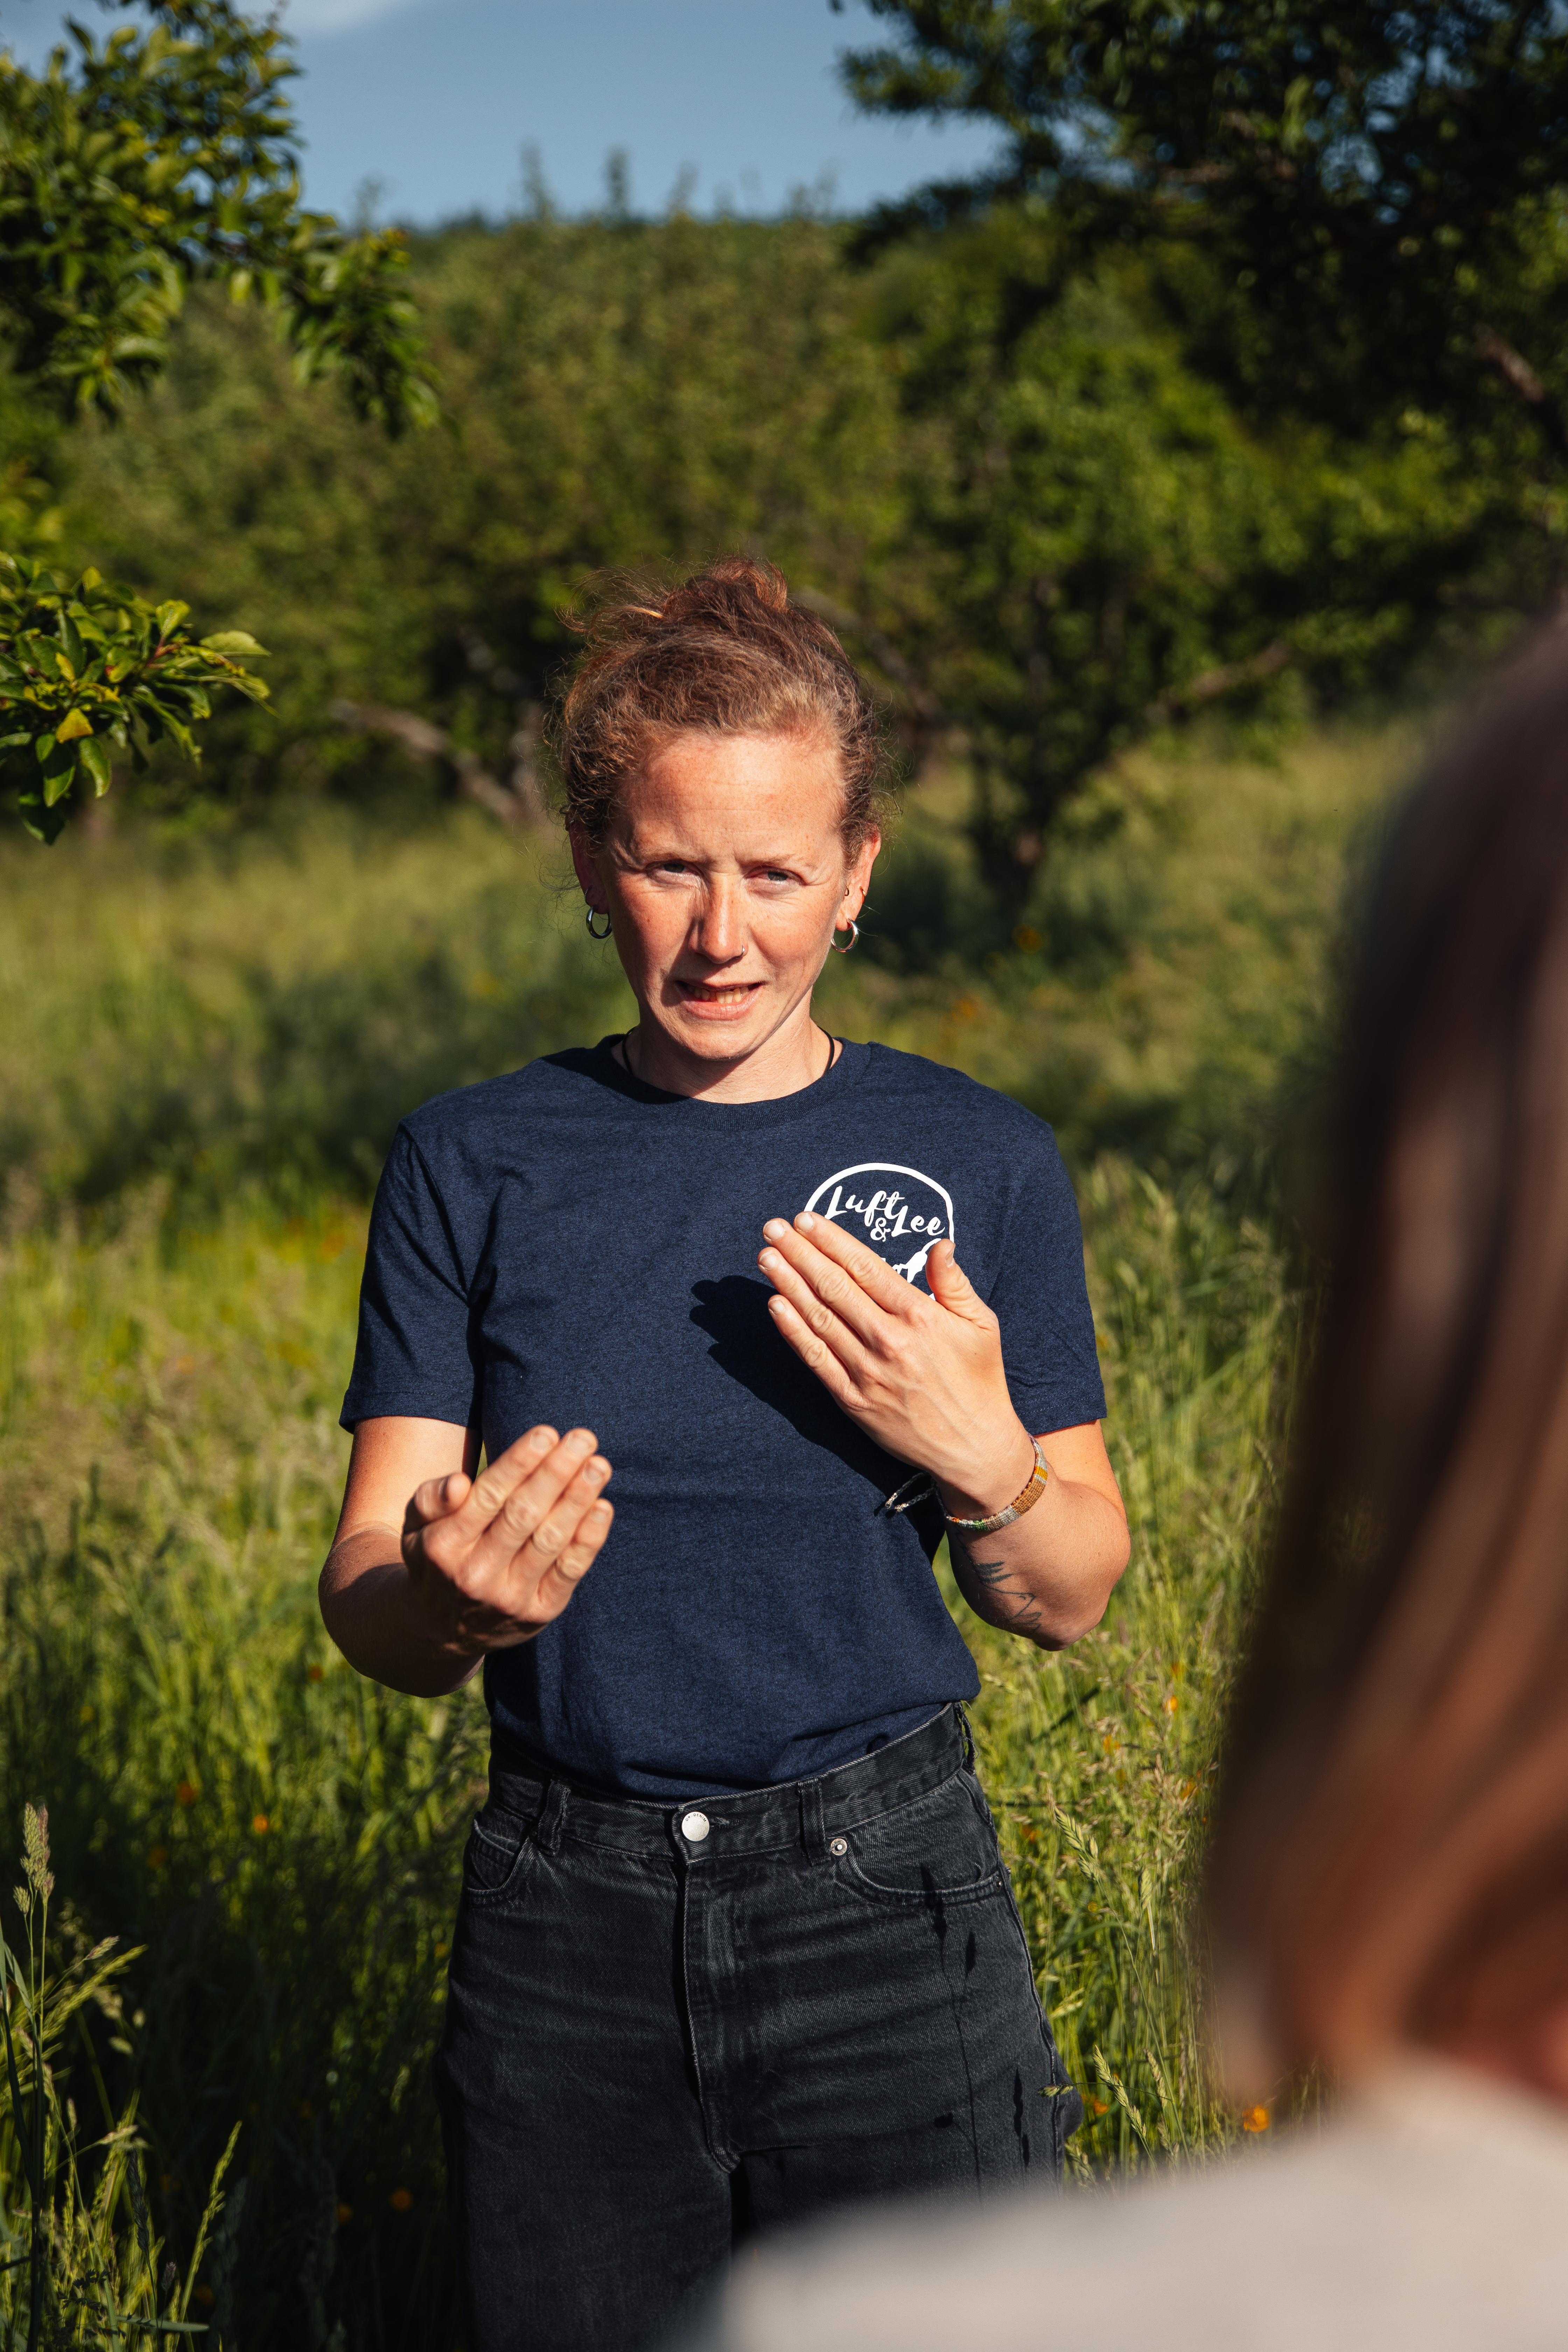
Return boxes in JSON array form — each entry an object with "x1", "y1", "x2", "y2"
[{"x1": 0, "y1": 724, "x2": 1407, "y2": 2341}]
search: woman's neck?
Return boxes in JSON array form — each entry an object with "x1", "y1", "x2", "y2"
[{"x1": 619, "y1": 1008, "x2": 839, "y2": 1101}]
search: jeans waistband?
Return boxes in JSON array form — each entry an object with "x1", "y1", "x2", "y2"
[{"x1": 486, "y1": 1704, "x2": 972, "y2": 1860}]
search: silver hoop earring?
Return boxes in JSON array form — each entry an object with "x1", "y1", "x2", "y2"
[
  {"x1": 830, "y1": 918, "x2": 860, "y2": 954},
  {"x1": 585, "y1": 906, "x2": 613, "y2": 940}
]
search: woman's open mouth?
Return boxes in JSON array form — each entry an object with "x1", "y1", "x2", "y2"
[{"x1": 674, "y1": 978, "x2": 764, "y2": 1018}]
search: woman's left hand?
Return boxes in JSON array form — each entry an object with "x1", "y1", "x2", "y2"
[{"x1": 758, "y1": 1211, "x2": 1036, "y2": 1517}]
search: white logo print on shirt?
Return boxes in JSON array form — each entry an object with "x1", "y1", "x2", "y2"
[{"x1": 802, "y1": 1163, "x2": 957, "y2": 1286}]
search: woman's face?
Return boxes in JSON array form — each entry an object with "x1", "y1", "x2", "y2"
[{"x1": 570, "y1": 728, "x2": 878, "y2": 1071}]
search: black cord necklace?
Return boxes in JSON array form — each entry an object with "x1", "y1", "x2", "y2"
[{"x1": 621, "y1": 1023, "x2": 836, "y2": 1086}]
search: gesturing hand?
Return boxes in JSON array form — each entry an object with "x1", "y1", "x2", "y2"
[
  {"x1": 402, "y1": 1424, "x2": 614, "y2": 1658},
  {"x1": 758, "y1": 1212, "x2": 1036, "y2": 1517}
]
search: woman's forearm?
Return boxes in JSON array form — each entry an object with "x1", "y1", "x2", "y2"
[
  {"x1": 320, "y1": 1529, "x2": 485, "y2": 1698},
  {"x1": 939, "y1": 1422, "x2": 1130, "y2": 1649}
]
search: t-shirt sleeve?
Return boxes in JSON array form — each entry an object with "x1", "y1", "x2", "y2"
[
  {"x1": 986, "y1": 1126, "x2": 1106, "y2": 1434},
  {"x1": 340, "y1": 1124, "x2": 481, "y2": 1433}
]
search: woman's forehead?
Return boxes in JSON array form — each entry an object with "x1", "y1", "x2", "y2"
[{"x1": 616, "y1": 728, "x2": 848, "y2": 839}]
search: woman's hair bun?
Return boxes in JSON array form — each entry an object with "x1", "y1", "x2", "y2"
[{"x1": 553, "y1": 554, "x2": 893, "y2": 851}]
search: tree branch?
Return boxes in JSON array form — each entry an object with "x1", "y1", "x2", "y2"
[
  {"x1": 1475, "y1": 325, "x2": 1568, "y2": 460},
  {"x1": 1143, "y1": 640, "x2": 1290, "y2": 728},
  {"x1": 329, "y1": 699, "x2": 548, "y2": 826}
]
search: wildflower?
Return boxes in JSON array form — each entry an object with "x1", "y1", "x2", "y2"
[
  {"x1": 193, "y1": 2287, "x2": 215, "y2": 2308},
  {"x1": 389, "y1": 2188, "x2": 413, "y2": 2212},
  {"x1": 1163, "y1": 1695, "x2": 1179, "y2": 1715},
  {"x1": 1242, "y1": 2105, "x2": 1270, "y2": 2133},
  {"x1": 1013, "y1": 924, "x2": 1042, "y2": 953},
  {"x1": 252, "y1": 1814, "x2": 270, "y2": 1835},
  {"x1": 1089, "y1": 2096, "x2": 1110, "y2": 2117},
  {"x1": 176, "y1": 1781, "x2": 197, "y2": 1807},
  {"x1": 336, "y1": 2203, "x2": 353, "y2": 2225},
  {"x1": 307, "y1": 1664, "x2": 324, "y2": 1683},
  {"x1": 148, "y1": 1846, "x2": 169, "y2": 1870}
]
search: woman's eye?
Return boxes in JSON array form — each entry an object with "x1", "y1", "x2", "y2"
[{"x1": 761, "y1": 869, "x2": 796, "y2": 885}]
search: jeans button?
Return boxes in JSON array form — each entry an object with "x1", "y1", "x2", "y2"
[
  {"x1": 681, "y1": 1811, "x2": 710, "y2": 1843},
  {"x1": 829, "y1": 1836, "x2": 848, "y2": 1857}
]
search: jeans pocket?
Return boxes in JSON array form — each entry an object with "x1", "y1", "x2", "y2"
[
  {"x1": 836, "y1": 1770, "x2": 1005, "y2": 1907},
  {"x1": 461, "y1": 1798, "x2": 538, "y2": 1904}
]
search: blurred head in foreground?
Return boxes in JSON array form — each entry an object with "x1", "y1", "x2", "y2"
[{"x1": 1207, "y1": 621, "x2": 1568, "y2": 2104}]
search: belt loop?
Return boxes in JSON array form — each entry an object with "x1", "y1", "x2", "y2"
[
  {"x1": 797, "y1": 1776, "x2": 826, "y2": 1858},
  {"x1": 955, "y1": 1702, "x2": 976, "y2": 1772},
  {"x1": 535, "y1": 1778, "x2": 568, "y2": 1857}
]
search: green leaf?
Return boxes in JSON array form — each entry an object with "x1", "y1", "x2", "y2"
[
  {"x1": 199, "y1": 631, "x2": 269, "y2": 656},
  {"x1": 43, "y1": 756, "x2": 78, "y2": 807},
  {"x1": 78, "y1": 736, "x2": 112, "y2": 796},
  {"x1": 55, "y1": 707, "x2": 93, "y2": 742}
]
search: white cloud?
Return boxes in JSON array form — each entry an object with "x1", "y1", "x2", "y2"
[{"x1": 279, "y1": 0, "x2": 427, "y2": 35}]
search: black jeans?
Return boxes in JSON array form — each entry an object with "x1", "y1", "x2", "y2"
[{"x1": 434, "y1": 1706, "x2": 1080, "y2": 2352}]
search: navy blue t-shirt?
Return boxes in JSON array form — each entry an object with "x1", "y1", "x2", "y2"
[{"x1": 341, "y1": 1038, "x2": 1105, "y2": 1797}]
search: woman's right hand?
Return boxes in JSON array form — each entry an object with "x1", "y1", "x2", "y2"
[{"x1": 402, "y1": 1424, "x2": 614, "y2": 1657}]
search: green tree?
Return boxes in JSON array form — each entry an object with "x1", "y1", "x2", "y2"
[
  {"x1": 842, "y1": 2, "x2": 1568, "y2": 460},
  {"x1": 826, "y1": 4, "x2": 1568, "y2": 905},
  {"x1": 0, "y1": 0, "x2": 434, "y2": 836},
  {"x1": 838, "y1": 212, "x2": 1497, "y2": 912}
]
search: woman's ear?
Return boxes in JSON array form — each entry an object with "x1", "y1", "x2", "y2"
[
  {"x1": 568, "y1": 825, "x2": 607, "y2": 910},
  {"x1": 842, "y1": 827, "x2": 881, "y2": 922}
]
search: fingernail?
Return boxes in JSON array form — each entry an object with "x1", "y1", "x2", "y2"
[
  {"x1": 760, "y1": 1248, "x2": 779, "y2": 1269},
  {"x1": 769, "y1": 1295, "x2": 786, "y2": 1312},
  {"x1": 567, "y1": 1429, "x2": 595, "y2": 1453},
  {"x1": 795, "y1": 1212, "x2": 816, "y2": 1231},
  {"x1": 763, "y1": 1218, "x2": 788, "y2": 1240},
  {"x1": 589, "y1": 1458, "x2": 609, "y2": 1480},
  {"x1": 527, "y1": 1428, "x2": 553, "y2": 1452},
  {"x1": 588, "y1": 1503, "x2": 611, "y2": 1524}
]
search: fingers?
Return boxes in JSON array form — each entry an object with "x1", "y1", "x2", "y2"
[
  {"x1": 523, "y1": 1494, "x2": 616, "y2": 1625},
  {"x1": 407, "y1": 1468, "x2": 473, "y2": 1530},
  {"x1": 765, "y1": 1292, "x2": 864, "y2": 1412},
  {"x1": 450, "y1": 1424, "x2": 561, "y2": 1537},
  {"x1": 759, "y1": 1213, "x2": 918, "y2": 1343},
  {"x1": 921, "y1": 1239, "x2": 993, "y2": 1326},
  {"x1": 759, "y1": 1242, "x2": 869, "y2": 1373}
]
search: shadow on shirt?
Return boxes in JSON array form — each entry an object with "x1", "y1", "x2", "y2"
[{"x1": 690, "y1": 1274, "x2": 940, "y2": 1541}]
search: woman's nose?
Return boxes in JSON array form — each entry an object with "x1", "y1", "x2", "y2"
[{"x1": 693, "y1": 880, "x2": 743, "y2": 961}]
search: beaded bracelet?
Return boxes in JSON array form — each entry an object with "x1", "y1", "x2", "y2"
[{"x1": 881, "y1": 1438, "x2": 1051, "y2": 1535}]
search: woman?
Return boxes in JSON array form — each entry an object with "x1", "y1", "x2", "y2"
[
  {"x1": 319, "y1": 558, "x2": 1130, "y2": 2352},
  {"x1": 683, "y1": 626, "x2": 1568, "y2": 2350}
]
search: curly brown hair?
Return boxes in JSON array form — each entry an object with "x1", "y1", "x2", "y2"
[{"x1": 552, "y1": 556, "x2": 895, "y2": 855}]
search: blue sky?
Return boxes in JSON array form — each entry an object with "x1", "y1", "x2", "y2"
[{"x1": 4, "y1": 0, "x2": 1003, "y2": 226}]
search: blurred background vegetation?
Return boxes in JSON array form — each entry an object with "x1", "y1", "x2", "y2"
[{"x1": 6, "y1": 1, "x2": 1568, "y2": 2344}]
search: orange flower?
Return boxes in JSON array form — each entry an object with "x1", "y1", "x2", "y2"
[
  {"x1": 1242, "y1": 2104, "x2": 1271, "y2": 2133},
  {"x1": 389, "y1": 2188, "x2": 413, "y2": 2212},
  {"x1": 193, "y1": 2286, "x2": 215, "y2": 2308},
  {"x1": 176, "y1": 1781, "x2": 197, "y2": 1807},
  {"x1": 336, "y1": 2203, "x2": 353, "y2": 2226},
  {"x1": 147, "y1": 1846, "x2": 169, "y2": 1871},
  {"x1": 252, "y1": 1814, "x2": 270, "y2": 1835},
  {"x1": 306, "y1": 1664, "x2": 324, "y2": 1684}
]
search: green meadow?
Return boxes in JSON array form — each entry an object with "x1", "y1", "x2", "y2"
[{"x1": 0, "y1": 719, "x2": 1410, "y2": 2344}]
